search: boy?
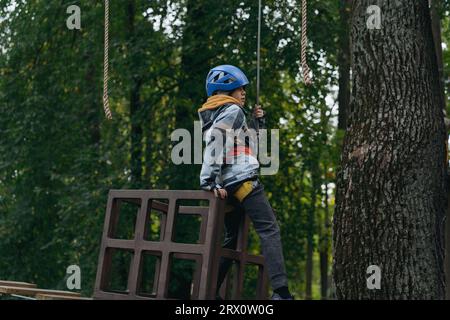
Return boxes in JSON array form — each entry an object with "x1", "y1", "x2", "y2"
[{"x1": 198, "y1": 65, "x2": 293, "y2": 300}]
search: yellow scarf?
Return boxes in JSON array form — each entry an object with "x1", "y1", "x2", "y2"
[{"x1": 198, "y1": 95, "x2": 241, "y2": 112}]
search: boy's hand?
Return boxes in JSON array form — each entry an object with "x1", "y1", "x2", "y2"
[
  {"x1": 213, "y1": 188, "x2": 228, "y2": 199},
  {"x1": 253, "y1": 105, "x2": 265, "y2": 118}
]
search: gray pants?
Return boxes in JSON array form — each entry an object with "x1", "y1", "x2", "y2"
[{"x1": 216, "y1": 179, "x2": 289, "y2": 293}]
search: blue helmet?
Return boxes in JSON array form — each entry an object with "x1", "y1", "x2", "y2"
[{"x1": 205, "y1": 65, "x2": 249, "y2": 97}]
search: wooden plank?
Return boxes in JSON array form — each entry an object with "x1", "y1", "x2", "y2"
[
  {"x1": 178, "y1": 206, "x2": 209, "y2": 215},
  {"x1": 0, "y1": 281, "x2": 37, "y2": 288},
  {"x1": 0, "y1": 286, "x2": 81, "y2": 297},
  {"x1": 36, "y1": 294, "x2": 92, "y2": 300}
]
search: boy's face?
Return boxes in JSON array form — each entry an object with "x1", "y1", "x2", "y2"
[{"x1": 230, "y1": 86, "x2": 246, "y2": 106}]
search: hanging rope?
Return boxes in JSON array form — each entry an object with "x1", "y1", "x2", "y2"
[
  {"x1": 103, "y1": 0, "x2": 112, "y2": 120},
  {"x1": 301, "y1": 0, "x2": 312, "y2": 85},
  {"x1": 253, "y1": 0, "x2": 263, "y2": 154},
  {"x1": 256, "y1": 0, "x2": 262, "y2": 105}
]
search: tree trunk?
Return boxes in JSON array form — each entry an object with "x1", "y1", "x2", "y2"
[
  {"x1": 333, "y1": 0, "x2": 447, "y2": 299},
  {"x1": 305, "y1": 203, "x2": 314, "y2": 300},
  {"x1": 168, "y1": 0, "x2": 208, "y2": 190},
  {"x1": 430, "y1": 0, "x2": 450, "y2": 300},
  {"x1": 320, "y1": 167, "x2": 330, "y2": 300},
  {"x1": 447, "y1": 187, "x2": 450, "y2": 299},
  {"x1": 127, "y1": 0, "x2": 143, "y2": 188},
  {"x1": 337, "y1": 0, "x2": 352, "y2": 131},
  {"x1": 170, "y1": 0, "x2": 226, "y2": 190},
  {"x1": 143, "y1": 103, "x2": 154, "y2": 188},
  {"x1": 130, "y1": 78, "x2": 143, "y2": 187},
  {"x1": 305, "y1": 164, "x2": 319, "y2": 300}
]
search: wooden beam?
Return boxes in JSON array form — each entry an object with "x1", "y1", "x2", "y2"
[
  {"x1": 0, "y1": 281, "x2": 37, "y2": 288},
  {"x1": 36, "y1": 294, "x2": 92, "y2": 300},
  {"x1": 0, "y1": 286, "x2": 81, "y2": 298}
]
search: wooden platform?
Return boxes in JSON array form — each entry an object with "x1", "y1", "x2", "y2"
[
  {"x1": 0, "y1": 280, "x2": 91, "y2": 300},
  {"x1": 36, "y1": 294, "x2": 93, "y2": 300},
  {"x1": 0, "y1": 281, "x2": 37, "y2": 288}
]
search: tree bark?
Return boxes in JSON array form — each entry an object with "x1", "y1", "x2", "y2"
[{"x1": 333, "y1": 0, "x2": 447, "y2": 299}]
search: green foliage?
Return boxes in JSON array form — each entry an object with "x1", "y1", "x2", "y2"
[{"x1": 0, "y1": 0, "x2": 342, "y2": 299}]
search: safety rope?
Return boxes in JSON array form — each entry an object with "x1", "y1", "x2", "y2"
[
  {"x1": 256, "y1": 0, "x2": 262, "y2": 105},
  {"x1": 253, "y1": 0, "x2": 263, "y2": 141},
  {"x1": 103, "y1": 0, "x2": 112, "y2": 120},
  {"x1": 301, "y1": 0, "x2": 312, "y2": 85}
]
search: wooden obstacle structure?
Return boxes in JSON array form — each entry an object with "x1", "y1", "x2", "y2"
[
  {"x1": 1, "y1": 189, "x2": 269, "y2": 300},
  {"x1": 93, "y1": 189, "x2": 269, "y2": 300}
]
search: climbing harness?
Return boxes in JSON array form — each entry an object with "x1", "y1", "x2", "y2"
[{"x1": 234, "y1": 180, "x2": 258, "y2": 202}]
